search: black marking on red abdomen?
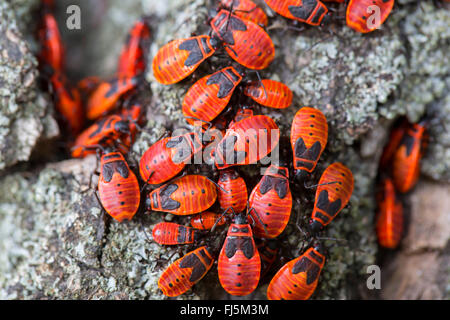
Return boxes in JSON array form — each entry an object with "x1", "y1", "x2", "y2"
[
  {"x1": 292, "y1": 256, "x2": 320, "y2": 285},
  {"x1": 295, "y1": 139, "x2": 322, "y2": 161},
  {"x1": 288, "y1": 0, "x2": 317, "y2": 20},
  {"x1": 179, "y1": 253, "x2": 206, "y2": 282},
  {"x1": 225, "y1": 236, "x2": 254, "y2": 259},
  {"x1": 206, "y1": 71, "x2": 236, "y2": 99},
  {"x1": 214, "y1": 13, "x2": 247, "y2": 45},
  {"x1": 259, "y1": 176, "x2": 288, "y2": 199},
  {"x1": 179, "y1": 38, "x2": 204, "y2": 67},
  {"x1": 316, "y1": 190, "x2": 341, "y2": 217},
  {"x1": 159, "y1": 184, "x2": 181, "y2": 210},
  {"x1": 102, "y1": 160, "x2": 129, "y2": 182}
]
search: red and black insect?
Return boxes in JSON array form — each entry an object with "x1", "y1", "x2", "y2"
[
  {"x1": 190, "y1": 211, "x2": 226, "y2": 230},
  {"x1": 203, "y1": 115, "x2": 230, "y2": 166},
  {"x1": 257, "y1": 239, "x2": 279, "y2": 278},
  {"x1": 158, "y1": 245, "x2": 215, "y2": 297},
  {"x1": 71, "y1": 114, "x2": 130, "y2": 158},
  {"x1": 244, "y1": 79, "x2": 293, "y2": 109},
  {"x1": 121, "y1": 100, "x2": 145, "y2": 147},
  {"x1": 267, "y1": 243, "x2": 326, "y2": 300},
  {"x1": 118, "y1": 18, "x2": 151, "y2": 78},
  {"x1": 152, "y1": 35, "x2": 220, "y2": 85},
  {"x1": 182, "y1": 66, "x2": 243, "y2": 126},
  {"x1": 147, "y1": 175, "x2": 217, "y2": 215},
  {"x1": 218, "y1": 0, "x2": 268, "y2": 26},
  {"x1": 50, "y1": 72, "x2": 84, "y2": 135},
  {"x1": 152, "y1": 222, "x2": 199, "y2": 245},
  {"x1": 290, "y1": 107, "x2": 328, "y2": 181},
  {"x1": 375, "y1": 177, "x2": 403, "y2": 249},
  {"x1": 139, "y1": 132, "x2": 202, "y2": 185},
  {"x1": 248, "y1": 165, "x2": 293, "y2": 239},
  {"x1": 98, "y1": 152, "x2": 140, "y2": 222},
  {"x1": 264, "y1": 0, "x2": 331, "y2": 26},
  {"x1": 392, "y1": 119, "x2": 428, "y2": 193},
  {"x1": 86, "y1": 76, "x2": 139, "y2": 120},
  {"x1": 38, "y1": 10, "x2": 65, "y2": 72},
  {"x1": 214, "y1": 115, "x2": 280, "y2": 169},
  {"x1": 218, "y1": 212, "x2": 261, "y2": 296},
  {"x1": 379, "y1": 117, "x2": 409, "y2": 170},
  {"x1": 210, "y1": 9, "x2": 275, "y2": 70},
  {"x1": 309, "y1": 162, "x2": 354, "y2": 233},
  {"x1": 217, "y1": 169, "x2": 248, "y2": 214},
  {"x1": 346, "y1": 0, "x2": 395, "y2": 33}
]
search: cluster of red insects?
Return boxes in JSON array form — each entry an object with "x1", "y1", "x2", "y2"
[
  {"x1": 375, "y1": 117, "x2": 429, "y2": 249},
  {"x1": 37, "y1": 0, "x2": 406, "y2": 300},
  {"x1": 148, "y1": 0, "x2": 367, "y2": 300},
  {"x1": 38, "y1": 0, "x2": 150, "y2": 221}
]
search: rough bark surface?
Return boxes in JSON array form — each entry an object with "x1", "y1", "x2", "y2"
[{"x1": 0, "y1": 0, "x2": 448, "y2": 299}]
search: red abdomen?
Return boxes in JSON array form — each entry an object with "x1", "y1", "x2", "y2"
[
  {"x1": 182, "y1": 67, "x2": 242, "y2": 125},
  {"x1": 139, "y1": 132, "x2": 202, "y2": 184},
  {"x1": 152, "y1": 222, "x2": 197, "y2": 245},
  {"x1": 290, "y1": 107, "x2": 328, "y2": 175},
  {"x1": 311, "y1": 162, "x2": 354, "y2": 229},
  {"x1": 248, "y1": 166, "x2": 292, "y2": 238},
  {"x1": 267, "y1": 247, "x2": 325, "y2": 300},
  {"x1": 86, "y1": 77, "x2": 138, "y2": 120},
  {"x1": 219, "y1": 0, "x2": 268, "y2": 26},
  {"x1": 392, "y1": 123, "x2": 427, "y2": 193},
  {"x1": 217, "y1": 169, "x2": 248, "y2": 214},
  {"x1": 210, "y1": 10, "x2": 275, "y2": 70},
  {"x1": 50, "y1": 72, "x2": 84, "y2": 135},
  {"x1": 158, "y1": 246, "x2": 215, "y2": 297},
  {"x1": 375, "y1": 178, "x2": 403, "y2": 249},
  {"x1": 257, "y1": 239, "x2": 279, "y2": 278},
  {"x1": 190, "y1": 211, "x2": 226, "y2": 230},
  {"x1": 218, "y1": 222, "x2": 261, "y2": 296},
  {"x1": 214, "y1": 115, "x2": 280, "y2": 169},
  {"x1": 244, "y1": 79, "x2": 293, "y2": 109},
  {"x1": 118, "y1": 19, "x2": 151, "y2": 78},
  {"x1": 72, "y1": 115, "x2": 130, "y2": 158},
  {"x1": 38, "y1": 13, "x2": 65, "y2": 72},
  {"x1": 148, "y1": 175, "x2": 217, "y2": 215},
  {"x1": 98, "y1": 152, "x2": 140, "y2": 222},
  {"x1": 379, "y1": 117, "x2": 409, "y2": 169},
  {"x1": 264, "y1": 0, "x2": 329, "y2": 26},
  {"x1": 152, "y1": 36, "x2": 216, "y2": 85},
  {"x1": 346, "y1": 0, "x2": 395, "y2": 33}
]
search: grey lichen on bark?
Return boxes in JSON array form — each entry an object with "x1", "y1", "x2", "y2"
[{"x1": 0, "y1": 0, "x2": 448, "y2": 300}]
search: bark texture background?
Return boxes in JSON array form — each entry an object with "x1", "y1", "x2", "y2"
[{"x1": 0, "y1": 0, "x2": 448, "y2": 299}]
